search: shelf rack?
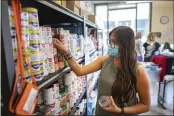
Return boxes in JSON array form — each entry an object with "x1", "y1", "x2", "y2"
[
  {"x1": 2, "y1": 0, "x2": 98, "y2": 115},
  {"x1": 69, "y1": 88, "x2": 86, "y2": 115},
  {"x1": 81, "y1": 102, "x2": 87, "y2": 115},
  {"x1": 37, "y1": 58, "x2": 85, "y2": 91}
]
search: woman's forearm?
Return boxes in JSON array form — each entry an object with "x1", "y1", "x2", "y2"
[
  {"x1": 66, "y1": 57, "x2": 83, "y2": 76},
  {"x1": 66, "y1": 55, "x2": 105, "y2": 77},
  {"x1": 123, "y1": 103, "x2": 150, "y2": 114}
]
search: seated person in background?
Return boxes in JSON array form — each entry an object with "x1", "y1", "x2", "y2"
[
  {"x1": 143, "y1": 33, "x2": 161, "y2": 62},
  {"x1": 162, "y1": 42, "x2": 174, "y2": 52},
  {"x1": 135, "y1": 32, "x2": 144, "y2": 61}
]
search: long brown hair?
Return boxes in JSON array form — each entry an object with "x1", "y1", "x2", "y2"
[{"x1": 110, "y1": 26, "x2": 137, "y2": 104}]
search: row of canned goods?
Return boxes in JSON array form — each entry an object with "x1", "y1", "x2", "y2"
[
  {"x1": 22, "y1": 8, "x2": 42, "y2": 82},
  {"x1": 8, "y1": 6, "x2": 66, "y2": 82},
  {"x1": 35, "y1": 71, "x2": 86, "y2": 115}
]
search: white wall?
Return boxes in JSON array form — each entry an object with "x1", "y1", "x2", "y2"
[{"x1": 151, "y1": 1, "x2": 174, "y2": 44}]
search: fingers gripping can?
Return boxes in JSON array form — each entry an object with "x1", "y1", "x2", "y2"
[{"x1": 99, "y1": 96, "x2": 111, "y2": 108}]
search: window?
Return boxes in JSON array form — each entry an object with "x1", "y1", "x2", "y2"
[
  {"x1": 137, "y1": 3, "x2": 150, "y2": 42},
  {"x1": 95, "y1": 5, "x2": 108, "y2": 50}
]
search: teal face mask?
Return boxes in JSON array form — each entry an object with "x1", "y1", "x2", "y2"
[{"x1": 108, "y1": 46, "x2": 120, "y2": 57}]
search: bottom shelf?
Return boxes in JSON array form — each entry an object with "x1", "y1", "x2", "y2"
[
  {"x1": 81, "y1": 103, "x2": 87, "y2": 116},
  {"x1": 69, "y1": 88, "x2": 86, "y2": 115}
]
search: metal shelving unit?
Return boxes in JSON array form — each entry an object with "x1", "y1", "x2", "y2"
[
  {"x1": 81, "y1": 102, "x2": 87, "y2": 115},
  {"x1": 69, "y1": 88, "x2": 86, "y2": 115},
  {"x1": 36, "y1": 0, "x2": 83, "y2": 22},
  {"x1": 1, "y1": 0, "x2": 98, "y2": 115},
  {"x1": 37, "y1": 58, "x2": 85, "y2": 91}
]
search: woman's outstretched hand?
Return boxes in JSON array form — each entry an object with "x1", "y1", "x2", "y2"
[
  {"x1": 102, "y1": 96, "x2": 121, "y2": 113},
  {"x1": 53, "y1": 39, "x2": 69, "y2": 54}
]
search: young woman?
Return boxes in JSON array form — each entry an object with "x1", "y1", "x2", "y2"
[
  {"x1": 54, "y1": 26, "x2": 151, "y2": 115},
  {"x1": 135, "y1": 32, "x2": 144, "y2": 61},
  {"x1": 143, "y1": 33, "x2": 161, "y2": 62}
]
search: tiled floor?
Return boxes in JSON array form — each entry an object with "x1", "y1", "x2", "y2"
[
  {"x1": 141, "y1": 104, "x2": 173, "y2": 115},
  {"x1": 140, "y1": 81, "x2": 173, "y2": 115}
]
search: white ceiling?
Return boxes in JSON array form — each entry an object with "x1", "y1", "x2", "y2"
[
  {"x1": 91, "y1": 1, "x2": 123, "y2": 4},
  {"x1": 91, "y1": 1, "x2": 151, "y2": 4}
]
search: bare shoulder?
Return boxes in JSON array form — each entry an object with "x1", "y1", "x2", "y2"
[
  {"x1": 136, "y1": 65, "x2": 150, "y2": 83},
  {"x1": 98, "y1": 55, "x2": 109, "y2": 64}
]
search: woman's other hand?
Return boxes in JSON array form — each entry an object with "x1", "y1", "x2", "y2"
[
  {"x1": 53, "y1": 39, "x2": 68, "y2": 54},
  {"x1": 102, "y1": 96, "x2": 121, "y2": 113}
]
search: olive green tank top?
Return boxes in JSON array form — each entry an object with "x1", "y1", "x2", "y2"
[{"x1": 95, "y1": 56, "x2": 141, "y2": 115}]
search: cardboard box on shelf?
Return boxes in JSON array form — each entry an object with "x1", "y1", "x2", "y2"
[
  {"x1": 66, "y1": 1, "x2": 81, "y2": 15},
  {"x1": 88, "y1": 15, "x2": 96, "y2": 24},
  {"x1": 62, "y1": 0, "x2": 66, "y2": 8},
  {"x1": 67, "y1": 1, "x2": 80, "y2": 8},
  {"x1": 67, "y1": 5, "x2": 80, "y2": 15}
]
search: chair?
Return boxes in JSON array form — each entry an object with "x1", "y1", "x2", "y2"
[{"x1": 158, "y1": 75, "x2": 174, "y2": 111}]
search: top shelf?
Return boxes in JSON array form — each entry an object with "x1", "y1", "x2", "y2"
[
  {"x1": 85, "y1": 19, "x2": 98, "y2": 28},
  {"x1": 36, "y1": 0, "x2": 83, "y2": 22},
  {"x1": 28, "y1": 0, "x2": 97, "y2": 28}
]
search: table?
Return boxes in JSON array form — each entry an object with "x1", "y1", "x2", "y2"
[{"x1": 152, "y1": 55, "x2": 174, "y2": 110}]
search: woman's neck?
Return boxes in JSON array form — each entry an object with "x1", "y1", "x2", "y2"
[{"x1": 148, "y1": 41, "x2": 155, "y2": 45}]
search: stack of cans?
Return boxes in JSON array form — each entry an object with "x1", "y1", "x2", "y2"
[
  {"x1": 41, "y1": 26, "x2": 55, "y2": 74},
  {"x1": 20, "y1": 11, "x2": 33, "y2": 82},
  {"x1": 40, "y1": 27, "x2": 49, "y2": 77},
  {"x1": 22, "y1": 7, "x2": 43, "y2": 82},
  {"x1": 52, "y1": 28, "x2": 59, "y2": 71}
]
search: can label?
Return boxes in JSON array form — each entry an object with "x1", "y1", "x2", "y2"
[
  {"x1": 22, "y1": 34, "x2": 29, "y2": 41},
  {"x1": 29, "y1": 21, "x2": 39, "y2": 31},
  {"x1": 31, "y1": 61, "x2": 41, "y2": 72},
  {"x1": 21, "y1": 21, "x2": 29, "y2": 26},
  {"x1": 30, "y1": 34, "x2": 40, "y2": 40},
  {"x1": 40, "y1": 44, "x2": 46, "y2": 52},
  {"x1": 22, "y1": 26, "x2": 29, "y2": 35},
  {"x1": 12, "y1": 39, "x2": 17, "y2": 49},
  {"x1": 49, "y1": 43, "x2": 53, "y2": 54},
  {"x1": 45, "y1": 43, "x2": 54, "y2": 58},
  {"x1": 25, "y1": 75, "x2": 31, "y2": 80},
  {"x1": 8, "y1": 7, "x2": 14, "y2": 16},
  {"x1": 24, "y1": 68, "x2": 31, "y2": 79},
  {"x1": 30, "y1": 51, "x2": 41, "y2": 62},
  {"x1": 9, "y1": 16, "x2": 15, "y2": 24},
  {"x1": 48, "y1": 57, "x2": 55, "y2": 73},
  {"x1": 11, "y1": 29, "x2": 16, "y2": 36},
  {"x1": 43, "y1": 63, "x2": 49, "y2": 76},
  {"x1": 30, "y1": 40, "x2": 41, "y2": 44},
  {"x1": 22, "y1": 8, "x2": 38, "y2": 13},
  {"x1": 30, "y1": 43, "x2": 40, "y2": 51},
  {"x1": 40, "y1": 63, "x2": 44, "y2": 75},
  {"x1": 30, "y1": 30, "x2": 39, "y2": 35},
  {"x1": 21, "y1": 12, "x2": 28, "y2": 21},
  {"x1": 33, "y1": 71, "x2": 42, "y2": 81},
  {"x1": 28, "y1": 12, "x2": 38, "y2": 20}
]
